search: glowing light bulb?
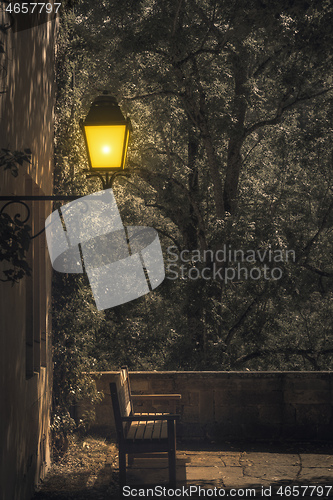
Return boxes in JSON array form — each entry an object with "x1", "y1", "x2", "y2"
[{"x1": 102, "y1": 145, "x2": 111, "y2": 154}]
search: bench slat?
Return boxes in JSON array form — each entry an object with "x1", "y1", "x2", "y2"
[
  {"x1": 143, "y1": 420, "x2": 155, "y2": 439},
  {"x1": 152, "y1": 419, "x2": 162, "y2": 439},
  {"x1": 134, "y1": 415, "x2": 146, "y2": 440},
  {"x1": 145, "y1": 413, "x2": 165, "y2": 441},
  {"x1": 160, "y1": 420, "x2": 168, "y2": 440},
  {"x1": 139, "y1": 413, "x2": 156, "y2": 440},
  {"x1": 125, "y1": 413, "x2": 169, "y2": 441},
  {"x1": 126, "y1": 422, "x2": 138, "y2": 441}
]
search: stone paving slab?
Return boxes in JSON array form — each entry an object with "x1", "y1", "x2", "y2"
[
  {"x1": 186, "y1": 466, "x2": 224, "y2": 482},
  {"x1": 301, "y1": 454, "x2": 333, "y2": 468},
  {"x1": 240, "y1": 451, "x2": 301, "y2": 466},
  {"x1": 298, "y1": 467, "x2": 333, "y2": 481},
  {"x1": 243, "y1": 464, "x2": 300, "y2": 482},
  {"x1": 180, "y1": 452, "x2": 223, "y2": 467},
  {"x1": 125, "y1": 442, "x2": 333, "y2": 496},
  {"x1": 219, "y1": 451, "x2": 242, "y2": 466}
]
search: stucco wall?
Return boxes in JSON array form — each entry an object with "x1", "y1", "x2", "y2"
[
  {"x1": 81, "y1": 371, "x2": 333, "y2": 442},
  {"x1": 0, "y1": 10, "x2": 56, "y2": 500}
]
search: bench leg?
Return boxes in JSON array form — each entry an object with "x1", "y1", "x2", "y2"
[
  {"x1": 167, "y1": 420, "x2": 176, "y2": 487},
  {"x1": 168, "y1": 447, "x2": 176, "y2": 486},
  {"x1": 119, "y1": 449, "x2": 126, "y2": 487}
]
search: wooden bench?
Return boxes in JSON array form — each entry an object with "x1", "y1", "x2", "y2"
[{"x1": 110, "y1": 367, "x2": 181, "y2": 486}]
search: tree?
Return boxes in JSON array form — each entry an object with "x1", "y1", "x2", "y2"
[{"x1": 52, "y1": 0, "x2": 333, "y2": 381}]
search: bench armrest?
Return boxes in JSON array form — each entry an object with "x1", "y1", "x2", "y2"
[
  {"x1": 122, "y1": 414, "x2": 180, "y2": 422},
  {"x1": 131, "y1": 394, "x2": 181, "y2": 400}
]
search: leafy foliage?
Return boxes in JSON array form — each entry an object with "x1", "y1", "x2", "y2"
[
  {"x1": 52, "y1": 0, "x2": 333, "y2": 433},
  {"x1": 51, "y1": 273, "x2": 104, "y2": 436},
  {"x1": 0, "y1": 148, "x2": 31, "y2": 177},
  {"x1": 0, "y1": 148, "x2": 32, "y2": 283},
  {"x1": 0, "y1": 212, "x2": 31, "y2": 282}
]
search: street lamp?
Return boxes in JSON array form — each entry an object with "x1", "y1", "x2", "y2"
[
  {"x1": 80, "y1": 94, "x2": 132, "y2": 189},
  {"x1": 0, "y1": 94, "x2": 132, "y2": 196},
  {"x1": 0, "y1": 94, "x2": 132, "y2": 235}
]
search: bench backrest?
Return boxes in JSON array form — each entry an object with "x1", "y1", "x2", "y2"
[{"x1": 110, "y1": 367, "x2": 133, "y2": 441}]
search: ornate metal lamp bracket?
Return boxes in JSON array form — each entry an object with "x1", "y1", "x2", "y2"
[{"x1": 0, "y1": 170, "x2": 132, "y2": 238}]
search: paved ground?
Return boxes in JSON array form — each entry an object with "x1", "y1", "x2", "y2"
[
  {"x1": 127, "y1": 442, "x2": 333, "y2": 499},
  {"x1": 33, "y1": 439, "x2": 333, "y2": 499}
]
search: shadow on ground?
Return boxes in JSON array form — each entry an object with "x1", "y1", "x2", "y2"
[{"x1": 32, "y1": 437, "x2": 333, "y2": 499}]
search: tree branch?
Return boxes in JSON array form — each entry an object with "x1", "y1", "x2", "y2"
[
  {"x1": 224, "y1": 289, "x2": 267, "y2": 348},
  {"x1": 245, "y1": 87, "x2": 333, "y2": 137},
  {"x1": 171, "y1": 0, "x2": 184, "y2": 38},
  {"x1": 131, "y1": 165, "x2": 207, "y2": 248},
  {"x1": 233, "y1": 348, "x2": 324, "y2": 370},
  {"x1": 301, "y1": 262, "x2": 333, "y2": 278},
  {"x1": 123, "y1": 90, "x2": 180, "y2": 101},
  {"x1": 155, "y1": 228, "x2": 181, "y2": 250},
  {"x1": 143, "y1": 147, "x2": 186, "y2": 167},
  {"x1": 297, "y1": 198, "x2": 333, "y2": 263}
]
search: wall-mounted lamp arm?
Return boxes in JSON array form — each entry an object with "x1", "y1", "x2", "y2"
[{"x1": 0, "y1": 169, "x2": 132, "y2": 238}]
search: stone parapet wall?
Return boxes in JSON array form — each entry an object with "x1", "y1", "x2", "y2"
[{"x1": 81, "y1": 371, "x2": 333, "y2": 441}]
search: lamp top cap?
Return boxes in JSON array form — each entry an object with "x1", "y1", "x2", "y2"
[
  {"x1": 91, "y1": 94, "x2": 119, "y2": 106},
  {"x1": 83, "y1": 94, "x2": 127, "y2": 125}
]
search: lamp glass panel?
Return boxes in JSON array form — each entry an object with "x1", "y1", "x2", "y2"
[
  {"x1": 85, "y1": 125, "x2": 127, "y2": 169},
  {"x1": 124, "y1": 127, "x2": 130, "y2": 160}
]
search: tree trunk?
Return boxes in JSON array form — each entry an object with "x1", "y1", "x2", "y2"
[{"x1": 224, "y1": 51, "x2": 248, "y2": 214}]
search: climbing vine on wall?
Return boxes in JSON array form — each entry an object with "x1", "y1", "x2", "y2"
[{"x1": 0, "y1": 148, "x2": 32, "y2": 283}]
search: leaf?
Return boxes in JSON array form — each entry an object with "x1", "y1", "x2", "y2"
[{"x1": 0, "y1": 148, "x2": 32, "y2": 175}]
